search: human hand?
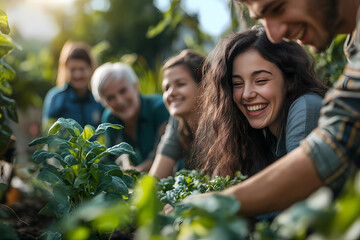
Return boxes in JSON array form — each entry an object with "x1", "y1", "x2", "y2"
[{"x1": 162, "y1": 191, "x2": 216, "y2": 215}]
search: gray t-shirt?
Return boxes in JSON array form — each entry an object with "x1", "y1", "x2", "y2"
[
  {"x1": 156, "y1": 116, "x2": 185, "y2": 162},
  {"x1": 272, "y1": 93, "x2": 323, "y2": 159}
]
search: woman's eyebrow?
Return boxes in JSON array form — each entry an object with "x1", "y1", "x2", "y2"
[
  {"x1": 232, "y1": 69, "x2": 272, "y2": 79},
  {"x1": 252, "y1": 70, "x2": 273, "y2": 76}
]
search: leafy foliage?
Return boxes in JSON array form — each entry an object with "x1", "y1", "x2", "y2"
[
  {"x1": 157, "y1": 169, "x2": 247, "y2": 206},
  {"x1": 33, "y1": 163, "x2": 360, "y2": 240},
  {"x1": 29, "y1": 118, "x2": 137, "y2": 218},
  {"x1": 0, "y1": 9, "x2": 19, "y2": 153},
  {"x1": 310, "y1": 34, "x2": 347, "y2": 85}
]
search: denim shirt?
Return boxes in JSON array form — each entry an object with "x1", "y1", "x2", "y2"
[
  {"x1": 42, "y1": 83, "x2": 104, "y2": 130},
  {"x1": 301, "y1": 6, "x2": 360, "y2": 195}
]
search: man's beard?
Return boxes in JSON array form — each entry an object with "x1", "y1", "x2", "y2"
[{"x1": 314, "y1": 0, "x2": 339, "y2": 52}]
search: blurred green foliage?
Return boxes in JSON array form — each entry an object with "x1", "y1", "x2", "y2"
[
  {"x1": 311, "y1": 34, "x2": 348, "y2": 85},
  {"x1": 4, "y1": 0, "x2": 216, "y2": 112},
  {"x1": 0, "y1": 9, "x2": 18, "y2": 152}
]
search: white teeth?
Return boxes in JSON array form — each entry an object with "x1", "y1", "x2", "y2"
[
  {"x1": 247, "y1": 104, "x2": 267, "y2": 112},
  {"x1": 293, "y1": 27, "x2": 305, "y2": 40},
  {"x1": 170, "y1": 99, "x2": 182, "y2": 105}
]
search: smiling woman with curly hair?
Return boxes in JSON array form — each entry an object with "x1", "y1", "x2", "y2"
[{"x1": 191, "y1": 27, "x2": 327, "y2": 179}]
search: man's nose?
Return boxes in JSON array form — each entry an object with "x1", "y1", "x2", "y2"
[{"x1": 260, "y1": 18, "x2": 287, "y2": 43}]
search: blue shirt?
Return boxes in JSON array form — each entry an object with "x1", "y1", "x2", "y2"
[
  {"x1": 102, "y1": 94, "x2": 169, "y2": 165},
  {"x1": 270, "y1": 93, "x2": 323, "y2": 160},
  {"x1": 42, "y1": 83, "x2": 104, "y2": 130}
]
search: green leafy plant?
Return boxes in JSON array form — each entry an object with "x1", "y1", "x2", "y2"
[
  {"x1": 28, "y1": 118, "x2": 136, "y2": 218},
  {"x1": 0, "y1": 9, "x2": 19, "y2": 153},
  {"x1": 157, "y1": 169, "x2": 247, "y2": 206}
]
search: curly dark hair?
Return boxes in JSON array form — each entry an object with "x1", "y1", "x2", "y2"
[{"x1": 191, "y1": 28, "x2": 327, "y2": 177}]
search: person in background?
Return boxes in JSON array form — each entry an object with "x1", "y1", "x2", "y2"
[
  {"x1": 42, "y1": 41, "x2": 103, "y2": 131},
  {"x1": 164, "y1": 0, "x2": 360, "y2": 217},
  {"x1": 193, "y1": 28, "x2": 327, "y2": 180},
  {"x1": 149, "y1": 50, "x2": 206, "y2": 179},
  {"x1": 91, "y1": 62, "x2": 169, "y2": 172}
]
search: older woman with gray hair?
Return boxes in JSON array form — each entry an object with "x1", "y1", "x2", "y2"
[{"x1": 91, "y1": 62, "x2": 169, "y2": 172}]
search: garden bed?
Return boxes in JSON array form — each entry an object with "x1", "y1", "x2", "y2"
[{"x1": 2, "y1": 191, "x2": 53, "y2": 239}]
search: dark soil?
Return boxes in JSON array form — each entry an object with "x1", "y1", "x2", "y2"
[
  {"x1": 1, "y1": 192, "x2": 135, "y2": 240},
  {"x1": 2, "y1": 194, "x2": 54, "y2": 240}
]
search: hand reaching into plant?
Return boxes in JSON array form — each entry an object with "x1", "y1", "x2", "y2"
[{"x1": 158, "y1": 170, "x2": 247, "y2": 215}]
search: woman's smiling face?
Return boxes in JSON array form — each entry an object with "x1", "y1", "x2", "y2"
[
  {"x1": 162, "y1": 65, "x2": 199, "y2": 121},
  {"x1": 232, "y1": 48, "x2": 286, "y2": 136}
]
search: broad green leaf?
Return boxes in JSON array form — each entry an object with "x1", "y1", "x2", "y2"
[
  {"x1": 83, "y1": 144, "x2": 107, "y2": 164},
  {"x1": 0, "y1": 80, "x2": 12, "y2": 95},
  {"x1": 48, "y1": 118, "x2": 83, "y2": 137},
  {"x1": 178, "y1": 194, "x2": 240, "y2": 219},
  {"x1": 81, "y1": 125, "x2": 95, "y2": 140},
  {"x1": 63, "y1": 154, "x2": 78, "y2": 166},
  {"x1": 37, "y1": 166, "x2": 64, "y2": 185},
  {"x1": 60, "y1": 168, "x2": 76, "y2": 185},
  {"x1": 133, "y1": 175, "x2": 161, "y2": 226},
  {"x1": 70, "y1": 164, "x2": 80, "y2": 176},
  {"x1": 0, "y1": 10, "x2": 10, "y2": 34},
  {"x1": 66, "y1": 227, "x2": 90, "y2": 240},
  {"x1": 52, "y1": 184, "x2": 73, "y2": 216},
  {"x1": 89, "y1": 167, "x2": 99, "y2": 185},
  {"x1": 325, "y1": 180, "x2": 360, "y2": 237},
  {"x1": 0, "y1": 92, "x2": 15, "y2": 105},
  {"x1": 94, "y1": 122, "x2": 123, "y2": 135},
  {"x1": 0, "y1": 62, "x2": 16, "y2": 85},
  {"x1": 74, "y1": 168, "x2": 90, "y2": 188},
  {"x1": 107, "y1": 169, "x2": 123, "y2": 178},
  {"x1": 0, "y1": 33, "x2": 15, "y2": 58},
  {"x1": 67, "y1": 138, "x2": 79, "y2": 149},
  {"x1": 68, "y1": 149, "x2": 79, "y2": 159},
  {"x1": 95, "y1": 163, "x2": 119, "y2": 172},
  {"x1": 92, "y1": 202, "x2": 132, "y2": 232},
  {"x1": 76, "y1": 136, "x2": 91, "y2": 151},
  {"x1": 32, "y1": 149, "x2": 67, "y2": 166},
  {"x1": 88, "y1": 142, "x2": 135, "y2": 164},
  {"x1": 28, "y1": 135, "x2": 68, "y2": 147},
  {"x1": 107, "y1": 176, "x2": 128, "y2": 196},
  {"x1": 95, "y1": 174, "x2": 112, "y2": 194},
  {"x1": 4, "y1": 103, "x2": 18, "y2": 123},
  {"x1": 121, "y1": 174, "x2": 135, "y2": 188}
]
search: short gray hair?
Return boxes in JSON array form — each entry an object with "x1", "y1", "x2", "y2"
[{"x1": 91, "y1": 62, "x2": 138, "y2": 102}]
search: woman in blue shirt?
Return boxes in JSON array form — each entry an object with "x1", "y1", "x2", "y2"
[{"x1": 42, "y1": 41, "x2": 104, "y2": 131}]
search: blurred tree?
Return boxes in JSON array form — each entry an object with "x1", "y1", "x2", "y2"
[{"x1": 50, "y1": 0, "x2": 173, "y2": 68}]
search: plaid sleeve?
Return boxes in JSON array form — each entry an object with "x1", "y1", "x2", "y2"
[{"x1": 300, "y1": 68, "x2": 360, "y2": 194}]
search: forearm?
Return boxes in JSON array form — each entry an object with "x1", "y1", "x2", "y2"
[
  {"x1": 149, "y1": 154, "x2": 176, "y2": 178},
  {"x1": 133, "y1": 159, "x2": 154, "y2": 172},
  {"x1": 222, "y1": 147, "x2": 323, "y2": 216}
]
